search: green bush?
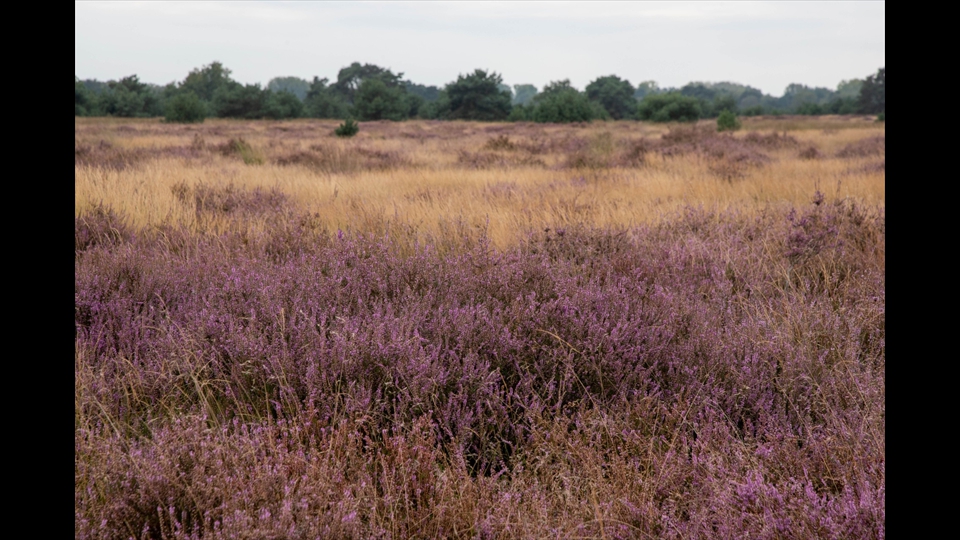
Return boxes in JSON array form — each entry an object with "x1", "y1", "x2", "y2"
[
  {"x1": 876, "y1": 112, "x2": 885, "y2": 122},
  {"x1": 507, "y1": 104, "x2": 531, "y2": 122},
  {"x1": 585, "y1": 75, "x2": 636, "y2": 120},
  {"x1": 263, "y1": 90, "x2": 304, "y2": 120},
  {"x1": 637, "y1": 93, "x2": 701, "y2": 122},
  {"x1": 352, "y1": 78, "x2": 408, "y2": 121},
  {"x1": 527, "y1": 80, "x2": 608, "y2": 123},
  {"x1": 335, "y1": 118, "x2": 359, "y2": 138},
  {"x1": 164, "y1": 92, "x2": 206, "y2": 123},
  {"x1": 716, "y1": 110, "x2": 742, "y2": 132},
  {"x1": 213, "y1": 83, "x2": 269, "y2": 119},
  {"x1": 795, "y1": 102, "x2": 823, "y2": 116}
]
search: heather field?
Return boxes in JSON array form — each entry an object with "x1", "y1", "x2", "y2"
[{"x1": 76, "y1": 116, "x2": 884, "y2": 539}]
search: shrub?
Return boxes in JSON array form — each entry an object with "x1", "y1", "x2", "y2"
[
  {"x1": 164, "y1": 92, "x2": 206, "y2": 123},
  {"x1": 585, "y1": 75, "x2": 637, "y2": 120},
  {"x1": 637, "y1": 93, "x2": 701, "y2": 122},
  {"x1": 352, "y1": 78, "x2": 409, "y2": 121},
  {"x1": 529, "y1": 80, "x2": 608, "y2": 123},
  {"x1": 876, "y1": 112, "x2": 885, "y2": 122},
  {"x1": 795, "y1": 102, "x2": 823, "y2": 116},
  {"x1": 263, "y1": 90, "x2": 304, "y2": 120},
  {"x1": 304, "y1": 77, "x2": 351, "y2": 119},
  {"x1": 716, "y1": 109, "x2": 741, "y2": 132},
  {"x1": 213, "y1": 82, "x2": 269, "y2": 119},
  {"x1": 335, "y1": 119, "x2": 360, "y2": 138}
]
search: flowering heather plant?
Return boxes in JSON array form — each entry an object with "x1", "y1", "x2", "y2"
[
  {"x1": 75, "y1": 203, "x2": 134, "y2": 251},
  {"x1": 171, "y1": 182, "x2": 288, "y2": 217},
  {"x1": 836, "y1": 136, "x2": 885, "y2": 158},
  {"x1": 76, "y1": 193, "x2": 884, "y2": 538},
  {"x1": 75, "y1": 139, "x2": 147, "y2": 171}
]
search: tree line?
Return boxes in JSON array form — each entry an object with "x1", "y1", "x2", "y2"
[{"x1": 75, "y1": 61, "x2": 885, "y2": 123}]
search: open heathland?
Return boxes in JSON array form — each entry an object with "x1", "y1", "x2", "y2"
[{"x1": 76, "y1": 116, "x2": 884, "y2": 539}]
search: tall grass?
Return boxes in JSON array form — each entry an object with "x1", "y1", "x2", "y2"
[
  {"x1": 76, "y1": 117, "x2": 883, "y2": 539},
  {"x1": 76, "y1": 118, "x2": 884, "y2": 249}
]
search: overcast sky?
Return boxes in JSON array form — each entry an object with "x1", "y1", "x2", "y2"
[{"x1": 75, "y1": 1, "x2": 884, "y2": 97}]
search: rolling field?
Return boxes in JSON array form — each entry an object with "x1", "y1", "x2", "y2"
[{"x1": 76, "y1": 116, "x2": 884, "y2": 538}]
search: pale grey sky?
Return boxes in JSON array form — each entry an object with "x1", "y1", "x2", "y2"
[{"x1": 75, "y1": 1, "x2": 884, "y2": 96}]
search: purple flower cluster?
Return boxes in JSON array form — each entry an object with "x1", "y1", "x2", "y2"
[{"x1": 76, "y1": 198, "x2": 884, "y2": 538}]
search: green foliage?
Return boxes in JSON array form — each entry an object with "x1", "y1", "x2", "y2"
[
  {"x1": 164, "y1": 92, "x2": 206, "y2": 123},
  {"x1": 676, "y1": 84, "x2": 748, "y2": 118},
  {"x1": 335, "y1": 118, "x2": 359, "y2": 137},
  {"x1": 404, "y1": 93, "x2": 425, "y2": 118},
  {"x1": 94, "y1": 75, "x2": 163, "y2": 117},
  {"x1": 213, "y1": 83, "x2": 269, "y2": 119},
  {"x1": 716, "y1": 109, "x2": 741, "y2": 131},
  {"x1": 637, "y1": 93, "x2": 702, "y2": 122},
  {"x1": 304, "y1": 77, "x2": 350, "y2": 119},
  {"x1": 98, "y1": 87, "x2": 142, "y2": 117},
  {"x1": 498, "y1": 83, "x2": 513, "y2": 102},
  {"x1": 680, "y1": 82, "x2": 718, "y2": 103},
  {"x1": 825, "y1": 97, "x2": 859, "y2": 115},
  {"x1": 179, "y1": 61, "x2": 234, "y2": 103},
  {"x1": 75, "y1": 77, "x2": 96, "y2": 116},
  {"x1": 741, "y1": 105, "x2": 765, "y2": 117},
  {"x1": 352, "y1": 78, "x2": 409, "y2": 121},
  {"x1": 796, "y1": 102, "x2": 824, "y2": 116},
  {"x1": 858, "y1": 67, "x2": 884, "y2": 114},
  {"x1": 404, "y1": 82, "x2": 441, "y2": 102},
  {"x1": 418, "y1": 91, "x2": 451, "y2": 120},
  {"x1": 507, "y1": 104, "x2": 531, "y2": 121},
  {"x1": 445, "y1": 69, "x2": 512, "y2": 121},
  {"x1": 263, "y1": 90, "x2": 304, "y2": 119},
  {"x1": 876, "y1": 111, "x2": 885, "y2": 122},
  {"x1": 521, "y1": 80, "x2": 607, "y2": 123},
  {"x1": 780, "y1": 83, "x2": 836, "y2": 113},
  {"x1": 634, "y1": 81, "x2": 660, "y2": 100},
  {"x1": 586, "y1": 75, "x2": 636, "y2": 120},
  {"x1": 266, "y1": 76, "x2": 310, "y2": 101},
  {"x1": 80, "y1": 78, "x2": 109, "y2": 95},
  {"x1": 736, "y1": 88, "x2": 764, "y2": 111},
  {"x1": 836, "y1": 78, "x2": 864, "y2": 99},
  {"x1": 332, "y1": 62, "x2": 405, "y2": 104},
  {"x1": 512, "y1": 84, "x2": 538, "y2": 106},
  {"x1": 711, "y1": 95, "x2": 738, "y2": 116}
]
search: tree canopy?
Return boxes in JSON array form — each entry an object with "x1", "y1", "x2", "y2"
[
  {"x1": 267, "y1": 77, "x2": 310, "y2": 101},
  {"x1": 352, "y1": 78, "x2": 409, "y2": 121},
  {"x1": 523, "y1": 80, "x2": 609, "y2": 123},
  {"x1": 304, "y1": 77, "x2": 350, "y2": 119},
  {"x1": 444, "y1": 69, "x2": 512, "y2": 121},
  {"x1": 75, "y1": 61, "x2": 886, "y2": 121},
  {"x1": 586, "y1": 75, "x2": 636, "y2": 120},
  {"x1": 858, "y1": 67, "x2": 884, "y2": 114},
  {"x1": 512, "y1": 84, "x2": 538, "y2": 106},
  {"x1": 332, "y1": 62, "x2": 405, "y2": 104},
  {"x1": 637, "y1": 93, "x2": 701, "y2": 122}
]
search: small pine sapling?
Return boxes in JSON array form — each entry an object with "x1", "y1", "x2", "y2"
[
  {"x1": 335, "y1": 118, "x2": 359, "y2": 138},
  {"x1": 717, "y1": 109, "x2": 742, "y2": 132}
]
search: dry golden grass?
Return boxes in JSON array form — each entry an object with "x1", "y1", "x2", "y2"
[{"x1": 76, "y1": 116, "x2": 884, "y2": 248}]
